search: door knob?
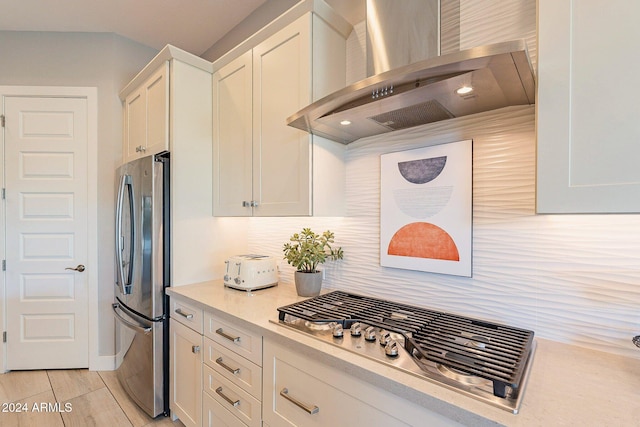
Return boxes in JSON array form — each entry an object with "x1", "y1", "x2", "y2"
[{"x1": 65, "y1": 264, "x2": 85, "y2": 272}]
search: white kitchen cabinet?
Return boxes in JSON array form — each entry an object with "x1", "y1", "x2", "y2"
[
  {"x1": 213, "y1": 7, "x2": 349, "y2": 217},
  {"x1": 263, "y1": 340, "x2": 463, "y2": 427},
  {"x1": 203, "y1": 391, "x2": 247, "y2": 427},
  {"x1": 123, "y1": 62, "x2": 168, "y2": 164},
  {"x1": 536, "y1": 0, "x2": 640, "y2": 213},
  {"x1": 120, "y1": 45, "x2": 215, "y2": 286},
  {"x1": 203, "y1": 311, "x2": 263, "y2": 426},
  {"x1": 212, "y1": 52, "x2": 253, "y2": 216},
  {"x1": 170, "y1": 318, "x2": 203, "y2": 427},
  {"x1": 170, "y1": 294, "x2": 265, "y2": 427}
]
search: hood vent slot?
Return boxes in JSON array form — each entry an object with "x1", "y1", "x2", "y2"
[
  {"x1": 287, "y1": 40, "x2": 536, "y2": 144},
  {"x1": 369, "y1": 100, "x2": 454, "y2": 131}
]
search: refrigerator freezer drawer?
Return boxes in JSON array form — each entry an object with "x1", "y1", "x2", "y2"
[{"x1": 114, "y1": 302, "x2": 165, "y2": 418}]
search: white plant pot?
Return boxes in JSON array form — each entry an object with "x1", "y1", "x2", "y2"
[{"x1": 294, "y1": 271, "x2": 323, "y2": 297}]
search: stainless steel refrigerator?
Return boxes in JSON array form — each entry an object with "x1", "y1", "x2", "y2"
[{"x1": 113, "y1": 152, "x2": 170, "y2": 417}]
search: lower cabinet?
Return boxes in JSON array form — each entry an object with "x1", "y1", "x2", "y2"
[
  {"x1": 202, "y1": 311, "x2": 263, "y2": 427},
  {"x1": 170, "y1": 299, "x2": 462, "y2": 427},
  {"x1": 170, "y1": 297, "x2": 263, "y2": 427},
  {"x1": 263, "y1": 340, "x2": 463, "y2": 427}
]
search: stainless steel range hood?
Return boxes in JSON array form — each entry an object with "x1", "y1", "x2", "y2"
[{"x1": 287, "y1": 39, "x2": 535, "y2": 144}]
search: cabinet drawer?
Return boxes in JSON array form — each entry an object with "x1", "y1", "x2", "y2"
[
  {"x1": 203, "y1": 364, "x2": 261, "y2": 427},
  {"x1": 204, "y1": 312, "x2": 262, "y2": 366},
  {"x1": 203, "y1": 391, "x2": 247, "y2": 427},
  {"x1": 204, "y1": 337, "x2": 262, "y2": 399},
  {"x1": 264, "y1": 341, "x2": 462, "y2": 427},
  {"x1": 171, "y1": 297, "x2": 203, "y2": 333}
]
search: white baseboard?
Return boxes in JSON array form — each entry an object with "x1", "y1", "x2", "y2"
[{"x1": 90, "y1": 355, "x2": 116, "y2": 371}]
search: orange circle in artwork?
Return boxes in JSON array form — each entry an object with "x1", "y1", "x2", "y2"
[{"x1": 388, "y1": 222, "x2": 460, "y2": 261}]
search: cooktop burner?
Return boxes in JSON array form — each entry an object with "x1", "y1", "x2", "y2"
[{"x1": 274, "y1": 290, "x2": 535, "y2": 414}]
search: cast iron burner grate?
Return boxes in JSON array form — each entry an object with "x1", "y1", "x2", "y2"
[
  {"x1": 277, "y1": 290, "x2": 534, "y2": 400},
  {"x1": 405, "y1": 313, "x2": 534, "y2": 398}
]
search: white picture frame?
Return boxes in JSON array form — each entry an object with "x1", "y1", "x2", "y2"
[{"x1": 380, "y1": 139, "x2": 473, "y2": 277}]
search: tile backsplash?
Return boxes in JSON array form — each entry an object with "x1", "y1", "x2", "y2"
[{"x1": 248, "y1": 105, "x2": 640, "y2": 359}]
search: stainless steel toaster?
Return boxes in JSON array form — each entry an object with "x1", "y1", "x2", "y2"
[{"x1": 223, "y1": 254, "x2": 278, "y2": 291}]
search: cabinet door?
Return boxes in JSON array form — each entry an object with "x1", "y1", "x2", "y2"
[
  {"x1": 252, "y1": 16, "x2": 312, "y2": 216},
  {"x1": 537, "y1": 0, "x2": 640, "y2": 213},
  {"x1": 213, "y1": 51, "x2": 254, "y2": 216},
  {"x1": 123, "y1": 87, "x2": 145, "y2": 164},
  {"x1": 122, "y1": 62, "x2": 169, "y2": 164},
  {"x1": 170, "y1": 319, "x2": 203, "y2": 427},
  {"x1": 144, "y1": 62, "x2": 169, "y2": 157}
]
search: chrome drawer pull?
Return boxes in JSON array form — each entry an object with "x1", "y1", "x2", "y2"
[
  {"x1": 175, "y1": 308, "x2": 194, "y2": 320},
  {"x1": 216, "y1": 357, "x2": 240, "y2": 375},
  {"x1": 216, "y1": 386, "x2": 239, "y2": 407},
  {"x1": 216, "y1": 328, "x2": 240, "y2": 343},
  {"x1": 280, "y1": 388, "x2": 319, "y2": 415}
]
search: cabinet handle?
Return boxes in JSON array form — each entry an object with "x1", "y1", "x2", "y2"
[
  {"x1": 216, "y1": 328, "x2": 240, "y2": 343},
  {"x1": 192, "y1": 345, "x2": 200, "y2": 354},
  {"x1": 216, "y1": 386, "x2": 240, "y2": 407},
  {"x1": 280, "y1": 388, "x2": 319, "y2": 415},
  {"x1": 174, "y1": 308, "x2": 194, "y2": 319},
  {"x1": 215, "y1": 357, "x2": 240, "y2": 375}
]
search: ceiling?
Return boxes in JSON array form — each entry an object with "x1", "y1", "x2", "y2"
[{"x1": 0, "y1": 0, "x2": 269, "y2": 55}]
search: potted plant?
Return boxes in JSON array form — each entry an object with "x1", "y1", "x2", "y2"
[{"x1": 283, "y1": 228, "x2": 344, "y2": 296}]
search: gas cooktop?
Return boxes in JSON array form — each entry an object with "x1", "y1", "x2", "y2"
[{"x1": 273, "y1": 290, "x2": 535, "y2": 414}]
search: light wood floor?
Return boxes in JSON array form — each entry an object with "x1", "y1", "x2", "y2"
[{"x1": 0, "y1": 369, "x2": 184, "y2": 427}]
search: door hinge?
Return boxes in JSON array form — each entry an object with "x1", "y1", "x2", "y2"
[
  {"x1": 1, "y1": 188, "x2": 5, "y2": 200},
  {"x1": 2, "y1": 332, "x2": 6, "y2": 343},
  {"x1": 0, "y1": 115, "x2": 4, "y2": 128},
  {"x1": 2, "y1": 260, "x2": 5, "y2": 271}
]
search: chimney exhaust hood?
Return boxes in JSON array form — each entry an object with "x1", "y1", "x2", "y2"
[{"x1": 286, "y1": 39, "x2": 536, "y2": 144}]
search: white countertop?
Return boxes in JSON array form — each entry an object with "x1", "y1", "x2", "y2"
[{"x1": 166, "y1": 280, "x2": 640, "y2": 427}]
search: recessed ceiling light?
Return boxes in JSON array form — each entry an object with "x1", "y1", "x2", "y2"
[
  {"x1": 456, "y1": 85, "x2": 474, "y2": 95},
  {"x1": 340, "y1": 120, "x2": 351, "y2": 126}
]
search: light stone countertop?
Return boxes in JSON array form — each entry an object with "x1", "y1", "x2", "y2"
[{"x1": 166, "y1": 280, "x2": 640, "y2": 427}]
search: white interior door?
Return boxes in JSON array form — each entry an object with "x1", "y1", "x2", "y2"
[{"x1": 4, "y1": 95, "x2": 89, "y2": 369}]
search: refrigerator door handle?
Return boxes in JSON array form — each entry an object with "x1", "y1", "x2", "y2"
[
  {"x1": 113, "y1": 303, "x2": 152, "y2": 334},
  {"x1": 115, "y1": 174, "x2": 134, "y2": 295}
]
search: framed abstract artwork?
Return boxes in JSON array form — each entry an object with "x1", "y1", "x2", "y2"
[{"x1": 380, "y1": 140, "x2": 472, "y2": 277}]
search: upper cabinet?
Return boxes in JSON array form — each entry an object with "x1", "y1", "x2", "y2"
[
  {"x1": 537, "y1": 0, "x2": 640, "y2": 213},
  {"x1": 120, "y1": 46, "x2": 214, "y2": 165},
  {"x1": 120, "y1": 46, "x2": 216, "y2": 286},
  {"x1": 123, "y1": 63, "x2": 169, "y2": 164},
  {"x1": 213, "y1": 3, "x2": 350, "y2": 217}
]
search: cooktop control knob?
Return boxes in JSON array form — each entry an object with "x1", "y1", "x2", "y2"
[
  {"x1": 332, "y1": 323, "x2": 344, "y2": 338},
  {"x1": 350, "y1": 322, "x2": 362, "y2": 337},
  {"x1": 385, "y1": 340, "x2": 399, "y2": 357},
  {"x1": 379, "y1": 329, "x2": 391, "y2": 346},
  {"x1": 364, "y1": 326, "x2": 377, "y2": 341}
]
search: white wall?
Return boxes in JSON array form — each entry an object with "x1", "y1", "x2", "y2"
[{"x1": 0, "y1": 31, "x2": 159, "y2": 357}]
